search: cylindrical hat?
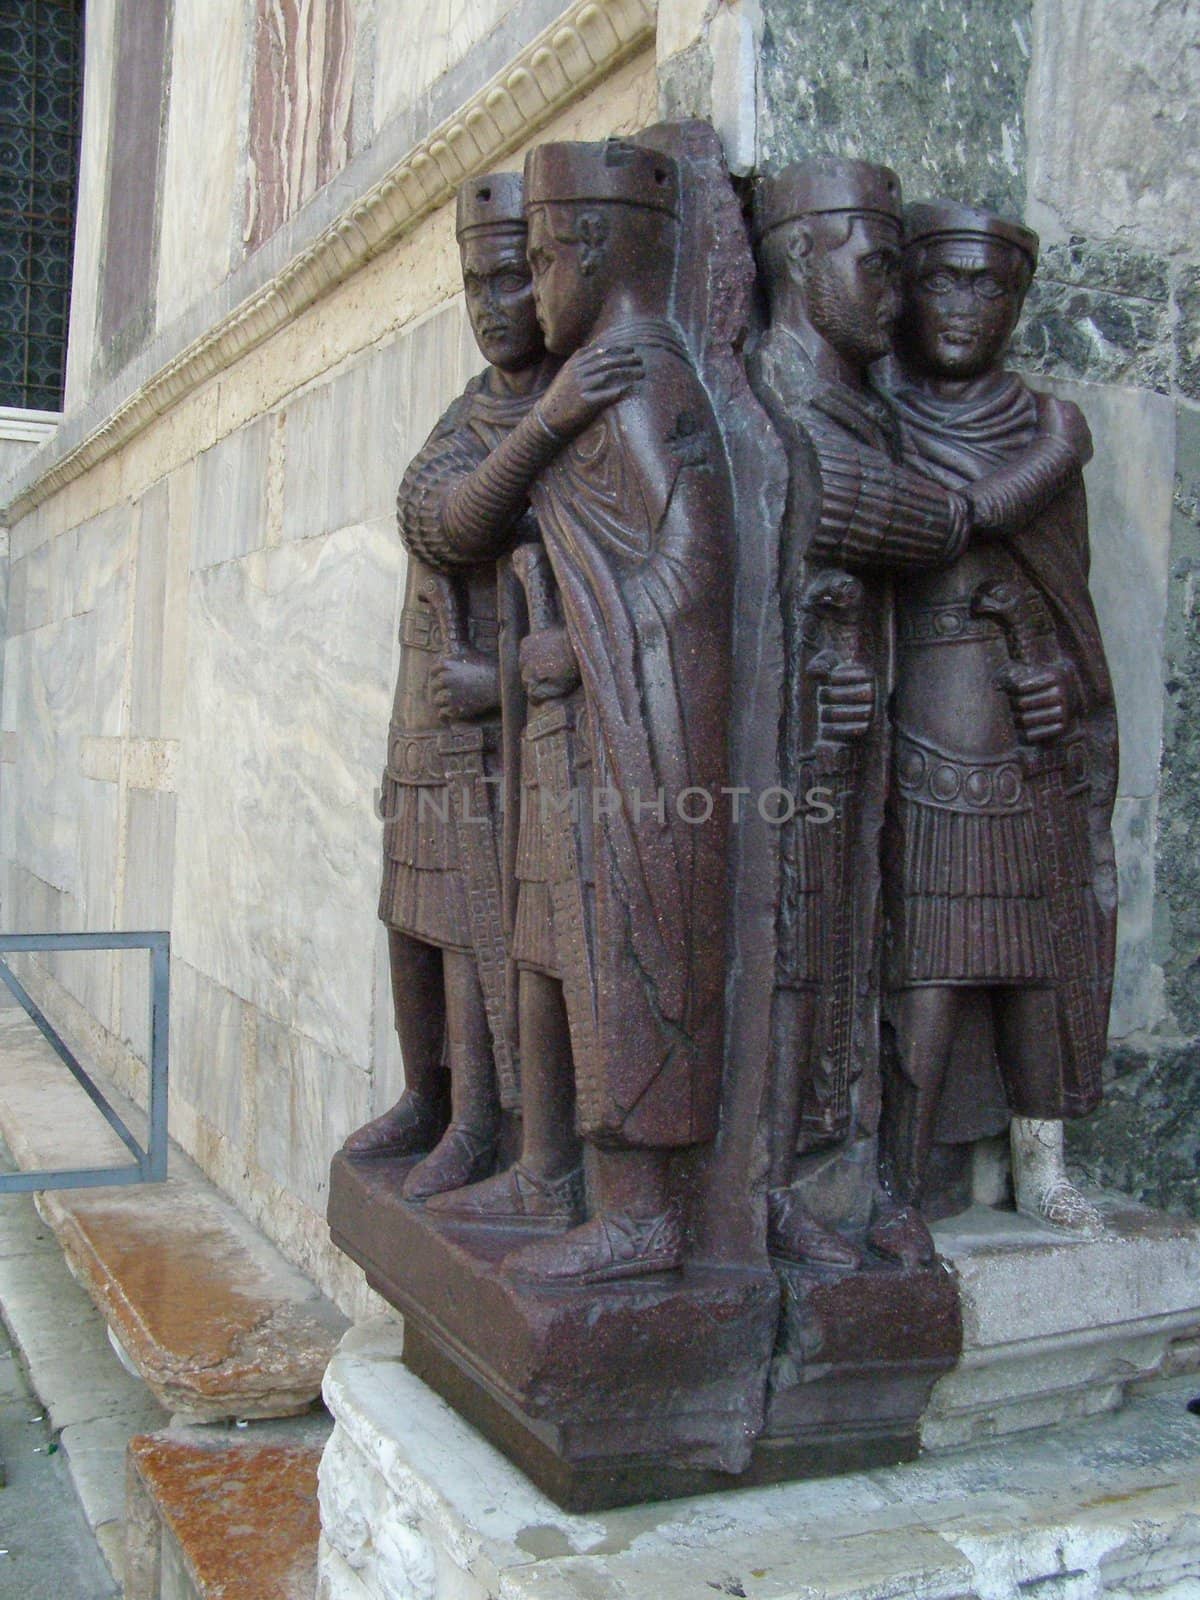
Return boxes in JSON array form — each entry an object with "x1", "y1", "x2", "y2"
[
  {"x1": 455, "y1": 171, "x2": 526, "y2": 239},
  {"x1": 903, "y1": 201, "x2": 1038, "y2": 267},
  {"x1": 755, "y1": 157, "x2": 902, "y2": 239},
  {"x1": 524, "y1": 140, "x2": 679, "y2": 216}
]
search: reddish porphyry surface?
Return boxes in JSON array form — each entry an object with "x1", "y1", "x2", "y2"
[{"x1": 129, "y1": 1435, "x2": 322, "y2": 1599}]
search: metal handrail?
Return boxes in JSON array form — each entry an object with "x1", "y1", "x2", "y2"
[{"x1": 0, "y1": 932, "x2": 169, "y2": 1194}]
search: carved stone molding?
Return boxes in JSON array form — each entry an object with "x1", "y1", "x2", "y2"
[{"x1": 0, "y1": 0, "x2": 656, "y2": 524}]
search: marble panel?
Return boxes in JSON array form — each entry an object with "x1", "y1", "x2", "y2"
[
  {"x1": 245, "y1": 0, "x2": 356, "y2": 253},
  {"x1": 1043, "y1": 378, "x2": 1175, "y2": 800},
  {"x1": 56, "y1": 502, "x2": 132, "y2": 621},
  {"x1": 369, "y1": 922, "x2": 404, "y2": 1116},
  {"x1": 89, "y1": 588, "x2": 130, "y2": 741},
  {"x1": 9, "y1": 502, "x2": 50, "y2": 564},
  {"x1": 168, "y1": 959, "x2": 246, "y2": 1149},
  {"x1": 154, "y1": 0, "x2": 243, "y2": 332},
  {"x1": 372, "y1": 0, "x2": 517, "y2": 134},
  {"x1": 1027, "y1": 0, "x2": 1200, "y2": 254},
  {"x1": 5, "y1": 631, "x2": 33, "y2": 766},
  {"x1": 130, "y1": 477, "x2": 170, "y2": 738},
  {"x1": 21, "y1": 540, "x2": 52, "y2": 632},
  {"x1": 75, "y1": 774, "x2": 121, "y2": 1026},
  {"x1": 280, "y1": 382, "x2": 337, "y2": 545},
  {"x1": 282, "y1": 304, "x2": 473, "y2": 549},
  {"x1": 119, "y1": 788, "x2": 177, "y2": 1061},
  {"x1": 161, "y1": 461, "x2": 194, "y2": 737},
  {"x1": 1110, "y1": 793, "x2": 1165, "y2": 1039},
  {"x1": 16, "y1": 614, "x2": 93, "y2": 897},
  {"x1": 173, "y1": 520, "x2": 397, "y2": 1067},
  {"x1": 63, "y1": 0, "x2": 116, "y2": 409},
  {"x1": 255, "y1": 1015, "x2": 370, "y2": 1213},
  {"x1": 99, "y1": 0, "x2": 170, "y2": 353},
  {"x1": 192, "y1": 418, "x2": 271, "y2": 571}
]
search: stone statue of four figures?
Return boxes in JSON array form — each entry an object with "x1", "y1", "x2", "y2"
[{"x1": 329, "y1": 127, "x2": 1116, "y2": 1494}]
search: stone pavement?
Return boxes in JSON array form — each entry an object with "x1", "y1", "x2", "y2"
[{"x1": 0, "y1": 1209, "x2": 119, "y2": 1600}]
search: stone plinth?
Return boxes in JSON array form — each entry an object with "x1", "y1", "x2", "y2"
[
  {"x1": 926, "y1": 1197, "x2": 1200, "y2": 1448},
  {"x1": 328, "y1": 1151, "x2": 780, "y2": 1509},
  {"x1": 318, "y1": 1321, "x2": 1200, "y2": 1600}
]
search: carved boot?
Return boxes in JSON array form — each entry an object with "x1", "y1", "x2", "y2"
[
  {"x1": 402, "y1": 1124, "x2": 496, "y2": 1201},
  {"x1": 504, "y1": 1205, "x2": 684, "y2": 1285},
  {"x1": 866, "y1": 1200, "x2": 936, "y2": 1269},
  {"x1": 767, "y1": 1187, "x2": 862, "y2": 1269},
  {"x1": 341, "y1": 1088, "x2": 445, "y2": 1160},
  {"x1": 1011, "y1": 1117, "x2": 1103, "y2": 1236},
  {"x1": 424, "y1": 1162, "x2": 584, "y2": 1227}
]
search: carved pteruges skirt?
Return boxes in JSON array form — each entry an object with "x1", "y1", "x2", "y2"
[{"x1": 379, "y1": 721, "x2": 503, "y2": 954}]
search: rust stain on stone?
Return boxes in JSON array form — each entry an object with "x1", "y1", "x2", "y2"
[
  {"x1": 130, "y1": 1435, "x2": 322, "y2": 1599},
  {"x1": 49, "y1": 1188, "x2": 343, "y2": 1416},
  {"x1": 67, "y1": 1202, "x2": 267, "y2": 1369}
]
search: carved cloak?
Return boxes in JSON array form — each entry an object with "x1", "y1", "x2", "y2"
[{"x1": 529, "y1": 320, "x2": 733, "y2": 1150}]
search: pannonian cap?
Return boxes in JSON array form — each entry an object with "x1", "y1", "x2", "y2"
[
  {"x1": 755, "y1": 157, "x2": 902, "y2": 239},
  {"x1": 455, "y1": 172, "x2": 526, "y2": 238},
  {"x1": 524, "y1": 140, "x2": 679, "y2": 216},
  {"x1": 904, "y1": 201, "x2": 1039, "y2": 267}
]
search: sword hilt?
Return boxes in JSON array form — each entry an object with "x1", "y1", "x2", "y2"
[
  {"x1": 971, "y1": 577, "x2": 1058, "y2": 668},
  {"x1": 801, "y1": 568, "x2": 869, "y2": 671},
  {"x1": 418, "y1": 571, "x2": 469, "y2": 656},
  {"x1": 511, "y1": 541, "x2": 558, "y2": 634}
]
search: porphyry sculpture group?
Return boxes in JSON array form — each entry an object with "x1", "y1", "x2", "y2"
[{"x1": 328, "y1": 122, "x2": 1117, "y2": 1509}]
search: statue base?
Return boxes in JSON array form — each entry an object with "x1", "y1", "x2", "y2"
[
  {"x1": 318, "y1": 1319, "x2": 1200, "y2": 1600},
  {"x1": 327, "y1": 1152, "x2": 959, "y2": 1509},
  {"x1": 328, "y1": 1150, "x2": 779, "y2": 1509}
]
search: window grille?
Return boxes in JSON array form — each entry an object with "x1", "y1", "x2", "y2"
[{"x1": 0, "y1": 0, "x2": 83, "y2": 413}]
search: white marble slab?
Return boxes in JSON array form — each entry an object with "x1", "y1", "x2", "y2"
[{"x1": 172, "y1": 519, "x2": 396, "y2": 1069}]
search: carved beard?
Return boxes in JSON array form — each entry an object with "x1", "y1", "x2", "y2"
[{"x1": 805, "y1": 255, "x2": 892, "y2": 367}]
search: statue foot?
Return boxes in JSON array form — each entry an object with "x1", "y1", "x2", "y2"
[
  {"x1": 505, "y1": 1207, "x2": 683, "y2": 1285},
  {"x1": 767, "y1": 1188, "x2": 862, "y2": 1269},
  {"x1": 341, "y1": 1090, "x2": 444, "y2": 1160},
  {"x1": 424, "y1": 1162, "x2": 584, "y2": 1227},
  {"x1": 1024, "y1": 1178, "x2": 1104, "y2": 1237},
  {"x1": 401, "y1": 1124, "x2": 496, "y2": 1201},
  {"x1": 866, "y1": 1203, "x2": 936, "y2": 1270}
]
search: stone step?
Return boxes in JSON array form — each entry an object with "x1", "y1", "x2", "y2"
[
  {"x1": 0, "y1": 1009, "x2": 347, "y2": 1422},
  {"x1": 125, "y1": 1431, "x2": 324, "y2": 1600}
]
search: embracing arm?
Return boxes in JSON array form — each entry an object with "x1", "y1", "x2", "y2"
[{"x1": 966, "y1": 396, "x2": 1093, "y2": 538}]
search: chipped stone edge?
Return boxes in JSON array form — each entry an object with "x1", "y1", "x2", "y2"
[{"x1": 0, "y1": 0, "x2": 657, "y2": 526}]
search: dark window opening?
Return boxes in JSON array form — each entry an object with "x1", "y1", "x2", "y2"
[{"x1": 0, "y1": 0, "x2": 84, "y2": 413}]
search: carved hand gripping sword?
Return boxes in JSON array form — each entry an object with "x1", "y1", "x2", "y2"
[
  {"x1": 420, "y1": 571, "x2": 519, "y2": 1109},
  {"x1": 971, "y1": 577, "x2": 1107, "y2": 1093}
]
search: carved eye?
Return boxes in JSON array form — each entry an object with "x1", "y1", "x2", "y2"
[
  {"x1": 974, "y1": 276, "x2": 1005, "y2": 300},
  {"x1": 924, "y1": 271, "x2": 955, "y2": 294},
  {"x1": 497, "y1": 273, "x2": 527, "y2": 292}
]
